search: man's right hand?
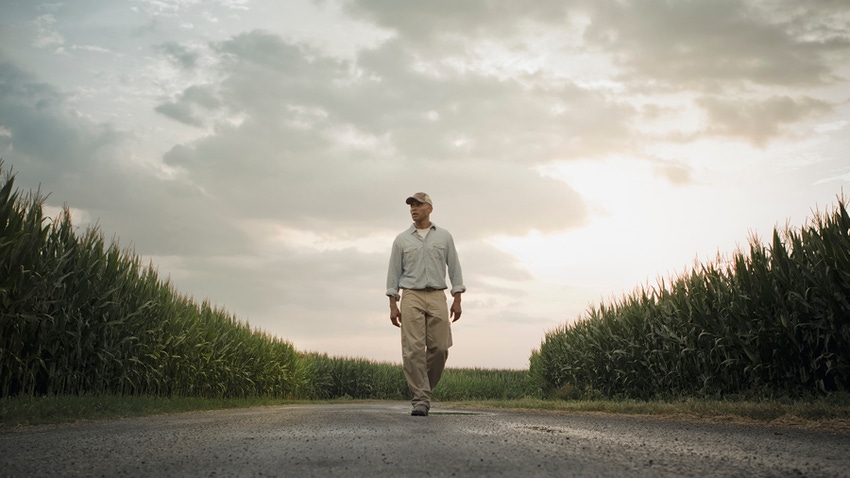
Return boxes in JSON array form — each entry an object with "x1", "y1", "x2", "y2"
[{"x1": 390, "y1": 305, "x2": 402, "y2": 327}]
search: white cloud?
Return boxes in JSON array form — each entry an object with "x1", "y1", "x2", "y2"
[
  {"x1": 324, "y1": 124, "x2": 395, "y2": 155},
  {"x1": 42, "y1": 205, "x2": 93, "y2": 230},
  {"x1": 70, "y1": 45, "x2": 114, "y2": 54},
  {"x1": 202, "y1": 11, "x2": 219, "y2": 23},
  {"x1": 138, "y1": 0, "x2": 202, "y2": 15},
  {"x1": 813, "y1": 120, "x2": 849, "y2": 133},
  {"x1": 219, "y1": 0, "x2": 250, "y2": 10},
  {"x1": 32, "y1": 14, "x2": 64, "y2": 49}
]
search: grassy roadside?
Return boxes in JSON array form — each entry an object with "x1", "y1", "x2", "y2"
[
  {"x1": 3, "y1": 394, "x2": 849, "y2": 431},
  {"x1": 445, "y1": 395, "x2": 850, "y2": 431},
  {"x1": 0, "y1": 395, "x2": 305, "y2": 427}
]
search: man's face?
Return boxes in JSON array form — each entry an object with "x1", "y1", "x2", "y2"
[{"x1": 409, "y1": 200, "x2": 432, "y2": 222}]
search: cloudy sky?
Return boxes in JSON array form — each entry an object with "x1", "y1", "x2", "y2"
[{"x1": 2, "y1": 0, "x2": 849, "y2": 369}]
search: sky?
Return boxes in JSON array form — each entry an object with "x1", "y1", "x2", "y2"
[{"x1": 1, "y1": 0, "x2": 849, "y2": 370}]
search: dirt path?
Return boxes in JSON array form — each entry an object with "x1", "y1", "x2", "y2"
[{"x1": 2, "y1": 402, "x2": 849, "y2": 477}]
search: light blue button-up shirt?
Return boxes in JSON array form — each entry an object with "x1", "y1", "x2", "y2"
[{"x1": 386, "y1": 223, "x2": 466, "y2": 300}]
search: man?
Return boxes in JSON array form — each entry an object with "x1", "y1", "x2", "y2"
[{"x1": 386, "y1": 192, "x2": 465, "y2": 417}]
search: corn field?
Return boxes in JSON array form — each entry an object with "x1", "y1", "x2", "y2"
[
  {"x1": 0, "y1": 163, "x2": 298, "y2": 398},
  {"x1": 291, "y1": 353, "x2": 540, "y2": 400},
  {"x1": 292, "y1": 352, "x2": 409, "y2": 400},
  {"x1": 434, "y1": 367, "x2": 541, "y2": 400},
  {"x1": 531, "y1": 196, "x2": 850, "y2": 399}
]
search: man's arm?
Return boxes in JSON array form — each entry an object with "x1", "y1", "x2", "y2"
[
  {"x1": 445, "y1": 234, "x2": 465, "y2": 296},
  {"x1": 450, "y1": 292, "x2": 462, "y2": 322},
  {"x1": 445, "y1": 233, "x2": 465, "y2": 322},
  {"x1": 389, "y1": 295, "x2": 402, "y2": 327},
  {"x1": 387, "y1": 239, "x2": 403, "y2": 327}
]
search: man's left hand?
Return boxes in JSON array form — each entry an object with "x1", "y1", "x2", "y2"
[{"x1": 450, "y1": 298, "x2": 462, "y2": 322}]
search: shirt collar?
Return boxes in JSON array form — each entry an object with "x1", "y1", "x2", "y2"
[{"x1": 408, "y1": 222, "x2": 437, "y2": 233}]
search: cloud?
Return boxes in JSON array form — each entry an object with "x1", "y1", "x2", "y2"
[
  {"x1": 0, "y1": 59, "x2": 250, "y2": 258},
  {"x1": 157, "y1": 41, "x2": 201, "y2": 69},
  {"x1": 145, "y1": 22, "x2": 631, "y2": 163},
  {"x1": 137, "y1": 0, "x2": 251, "y2": 16},
  {"x1": 70, "y1": 45, "x2": 114, "y2": 54},
  {"x1": 344, "y1": 0, "x2": 850, "y2": 87},
  {"x1": 582, "y1": 0, "x2": 845, "y2": 88},
  {"x1": 156, "y1": 246, "x2": 390, "y2": 336},
  {"x1": 339, "y1": 0, "x2": 848, "y2": 152},
  {"x1": 31, "y1": 13, "x2": 64, "y2": 50},
  {"x1": 0, "y1": 61, "x2": 125, "y2": 183},
  {"x1": 484, "y1": 309, "x2": 550, "y2": 325},
  {"x1": 137, "y1": 0, "x2": 202, "y2": 16},
  {"x1": 155, "y1": 85, "x2": 221, "y2": 126},
  {"x1": 653, "y1": 162, "x2": 693, "y2": 186},
  {"x1": 154, "y1": 31, "x2": 590, "y2": 240},
  {"x1": 697, "y1": 95, "x2": 833, "y2": 146},
  {"x1": 455, "y1": 240, "x2": 533, "y2": 283},
  {"x1": 3, "y1": 27, "x2": 585, "y2": 345},
  {"x1": 155, "y1": 102, "x2": 203, "y2": 126},
  {"x1": 343, "y1": 0, "x2": 570, "y2": 44},
  {"x1": 159, "y1": 123, "x2": 588, "y2": 239}
]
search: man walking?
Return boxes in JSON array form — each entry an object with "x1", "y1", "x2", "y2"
[{"x1": 386, "y1": 192, "x2": 465, "y2": 417}]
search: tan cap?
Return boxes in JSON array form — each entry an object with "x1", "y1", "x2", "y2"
[{"x1": 405, "y1": 192, "x2": 433, "y2": 207}]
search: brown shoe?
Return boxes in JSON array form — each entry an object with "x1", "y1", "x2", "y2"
[{"x1": 411, "y1": 404, "x2": 429, "y2": 416}]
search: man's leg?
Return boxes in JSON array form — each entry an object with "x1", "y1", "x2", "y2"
[
  {"x1": 400, "y1": 290, "x2": 430, "y2": 409},
  {"x1": 425, "y1": 290, "x2": 453, "y2": 392}
]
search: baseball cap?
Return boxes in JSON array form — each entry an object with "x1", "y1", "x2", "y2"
[{"x1": 405, "y1": 192, "x2": 433, "y2": 207}]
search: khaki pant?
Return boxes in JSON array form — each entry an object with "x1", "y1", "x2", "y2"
[{"x1": 400, "y1": 289, "x2": 453, "y2": 409}]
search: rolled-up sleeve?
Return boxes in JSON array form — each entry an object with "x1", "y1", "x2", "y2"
[
  {"x1": 446, "y1": 234, "x2": 466, "y2": 296},
  {"x1": 386, "y1": 238, "x2": 403, "y2": 300}
]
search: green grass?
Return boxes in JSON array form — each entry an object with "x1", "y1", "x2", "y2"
[
  {"x1": 446, "y1": 394, "x2": 850, "y2": 430},
  {"x1": 0, "y1": 394, "x2": 307, "y2": 427}
]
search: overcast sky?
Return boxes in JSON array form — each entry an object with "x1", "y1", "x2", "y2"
[{"x1": 2, "y1": 0, "x2": 849, "y2": 369}]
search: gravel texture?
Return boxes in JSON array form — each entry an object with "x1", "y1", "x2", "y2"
[{"x1": 2, "y1": 402, "x2": 849, "y2": 477}]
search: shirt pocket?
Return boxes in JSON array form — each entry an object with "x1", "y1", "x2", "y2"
[
  {"x1": 403, "y1": 245, "x2": 423, "y2": 267},
  {"x1": 429, "y1": 243, "x2": 446, "y2": 262}
]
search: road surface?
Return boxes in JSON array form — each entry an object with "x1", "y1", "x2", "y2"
[{"x1": 1, "y1": 402, "x2": 849, "y2": 477}]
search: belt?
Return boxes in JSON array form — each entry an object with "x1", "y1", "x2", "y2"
[{"x1": 405, "y1": 287, "x2": 445, "y2": 292}]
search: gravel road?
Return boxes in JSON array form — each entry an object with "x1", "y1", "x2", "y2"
[{"x1": 1, "y1": 402, "x2": 849, "y2": 477}]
